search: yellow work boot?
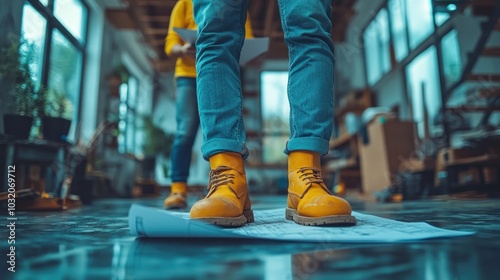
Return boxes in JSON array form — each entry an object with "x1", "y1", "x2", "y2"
[
  {"x1": 164, "y1": 182, "x2": 187, "y2": 209},
  {"x1": 190, "y1": 152, "x2": 253, "y2": 227},
  {"x1": 287, "y1": 151, "x2": 357, "y2": 226}
]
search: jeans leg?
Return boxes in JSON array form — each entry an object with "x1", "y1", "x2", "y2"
[
  {"x1": 277, "y1": 0, "x2": 335, "y2": 155},
  {"x1": 171, "y1": 78, "x2": 199, "y2": 182},
  {"x1": 193, "y1": 0, "x2": 249, "y2": 160}
]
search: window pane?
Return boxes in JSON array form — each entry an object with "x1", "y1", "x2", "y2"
[
  {"x1": 21, "y1": 3, "x2": 47, "y2": 88},
  {"x1": 40, "y1": 0, "x2": 49, "y2": 6},
  {"x1": 388, "y1": 0, "x2": 408, "y2": 61},
  {"x1": 261, "y1": 71, "x2": 289, "y2": 164},
  {"x1": 263, "y1": 135, "x2": 288, "y2": 165},
  {"x1": 54, "y1": 0, "x2": 86, "y2": 42},
  {"x1": 48, "y1": 29, "x2": 82, "y2": 123},
  {"x1": 261, "y1": 72, "x2": 289, "y2": 134},
  {"x1": 441, "y1": 30, "x2": 462, "y2": 86},
  {"x1": 434, "y1": 3, "x2": 457, "y2": 26},
  {"x1": 435, "y1": 12, "x2": 450, "y2": 26},
  {"x1": 405, "y1": 0, "x2": 434, "y2": 49},
  {"x1": 406, "y1": 46, "x2": 442, "y2": 138},
  {"x1": 128, "y1": 76, "x2": 138, "y2": 108},
  {"x1": 364, "y1": 9, "x2": 391, "y2": 85}
]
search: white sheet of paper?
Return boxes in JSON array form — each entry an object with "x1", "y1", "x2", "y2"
[
  {"x1": 128, "y1": 205, "x2": 474, "y2": 243},
  {"x1": 173, "y1": 28, "x2": 197, "y2": 44},
  {"x1": 173, "y1": 28, "x2": 269, "y2": 66}
]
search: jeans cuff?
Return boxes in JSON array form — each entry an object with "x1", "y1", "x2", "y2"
[
  {"x1": 201, "y1": 138, "x2": 249, "y2": 160},
  {"x1": 284, "y1": 137, "x2": 330, "y2": 156}
]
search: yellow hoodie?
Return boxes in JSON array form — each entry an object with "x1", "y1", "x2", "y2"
[{"x1": 164, "y1": 0, "x2": 254, "y2": 78}]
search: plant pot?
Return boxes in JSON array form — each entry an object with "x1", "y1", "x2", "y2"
[
  {"x1": 42, "y1": 116, "x2": 72, "y2": 142},
  {"x1": 140, "y1": 156, "x2": 157, "y2": 179},
  {"x1": 3, "y1": 114, "x2": 34, "y2": 139}
]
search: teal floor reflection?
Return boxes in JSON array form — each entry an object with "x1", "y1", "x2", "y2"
[{"x1": 1, "y1": 195, "x2": 500, "y2": 279}]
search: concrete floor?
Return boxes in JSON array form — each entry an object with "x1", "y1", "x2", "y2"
[{"x1": 2, "y1": 194, "x2": 500, "y2": 280}]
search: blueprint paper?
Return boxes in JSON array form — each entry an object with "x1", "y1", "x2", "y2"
[
  {"x1": 173, "y1": 28, "x2": 198, "y2": 44},
  {"x1": 173, "y1": 28, "x2": 269, "y2": 66},
  {"x1": 128, "y1": 205, "x2": 474, "y2": 243}
]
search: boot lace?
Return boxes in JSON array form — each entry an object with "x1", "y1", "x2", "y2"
[
  {"x1": 208, "y1": 166, "x2": 235, "y2": 190},
  {"x1": 298, "y1": 167, "x2": 323, "y2": 185}
]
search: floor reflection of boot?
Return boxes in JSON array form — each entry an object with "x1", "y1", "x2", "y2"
[{"x1": 292, "y1": 253, "x2": 323, "y2": 280}]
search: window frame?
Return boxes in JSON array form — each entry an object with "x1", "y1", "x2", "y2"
[
  {"x1": 361, "y1": 0, "x2": 457, "y2": 87},
  {"x1": 117, "y1": 76, "x2": 141, "y2": 155},
  {"x1": 361, "y1": 0, "x2": 459, "y2": 139},
  {"x1": 25, "y1": 0, "x2": 89, "y2": 140}
]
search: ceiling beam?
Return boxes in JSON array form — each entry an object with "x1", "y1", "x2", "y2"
[
  {"x1": 126, "y1": 0, "x2": 162, "y2": 58},
  {"x1": 133, "y1": 0, "x2": 176, "y2": 7},
  {"x1": 105, "y1": 9, "x2": 137, "y2": 29},
  {"x1": 139, "y1": 15, "x2": 170, "y2": 23},
  {"x1": 144, "y1": 28, "x2": 169, "y2": 35}
]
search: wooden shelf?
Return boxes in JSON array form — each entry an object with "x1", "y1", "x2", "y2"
[
  {"x1": 330, "y1": 133, "x2": 356, "y2": 149},
  {"x1": 447, "y1": 154, "x2": 500, "y2": 167},
  {"x1": 325, "y1": 157, "x2": 358, "y2": 172},
  {"x1": 468, "y1": 74, "x2": 500, "y2": 82},
  {"x1": 476, "y1": 89, "x2": 500, "y2": 98},
  {"x1": 483, "y1": 47, "x2": 500, "y2": 57},
  {"x1": 445, "y1": 106, "x2": 500, "y2": 113}
]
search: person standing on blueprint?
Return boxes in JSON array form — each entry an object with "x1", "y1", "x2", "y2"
[
  {"x1": 163, "y1": 0, "x2": 254, "y2": 209},
  {"x1": 188, "y1": 0, "x2": 358, "y2": 227}
]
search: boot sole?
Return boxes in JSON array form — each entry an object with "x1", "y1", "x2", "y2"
[
  {"x1": 195, "y1": 209, "x2": 254, "y2": 228},
  {"x1": 286, "y1": 208, "x2": 357, "y2": 226}
]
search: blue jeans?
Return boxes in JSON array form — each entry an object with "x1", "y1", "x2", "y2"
[
  {"x1": 193, "y1": 0, "x2": 334, "y2": 160},
  {"x1": 171, "y1": 77, "x2": 199, "y2": 182}
]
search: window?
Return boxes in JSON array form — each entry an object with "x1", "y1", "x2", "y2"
[
  {"x1": 126, "y1": 77, "x2": 138, "y2": 154},
  {"x1": 118, "y1": 83, "x2": 128, "y2": 154},
  {"x1": 364, "y1": 8, "x2": 391, "y2": 85},
  {"x1": 117, "y1": 76, "x2": 143, "y2": 155},
  {"x1": 405, "y1": 0, "x2": 434, "y2": 49},
  {"x1": 388, "y1": 0, "x2": 408, "y2": 62},
  {"x1": 434, "y1": 3, "x2": 458, "y2": 26},
  {"x1": 261, "y1": 71, "x2": 289, "y2": 165},
  {"x1": 54, "y1": 0, "x2": 87, "y2": 43},
  {"x1": 21, "y1": 0, "x2": 88, "y2": 141},
  {"x1": 441, "y1": 30, "x2": 462, "y2": 86},
  {"x1": 20, "y1": 3, "x2": 47, "y2": 88},
  {"x1": 406, "y1": 46, "x2": 442, "y2": 138},
  {"x1": 48, "y1": 30, "x2": 82, "y2": 120}
]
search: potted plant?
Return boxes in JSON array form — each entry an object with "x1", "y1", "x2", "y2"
[
  {"x1": 141, "y1": 116, "x2": 174, "y2": 179},
  {"x1": 0, "y1": 38, "x2": 38, "y2": 139},
  {"x1": 42, "y1": 89, "x2": 73, "y2": 142}
]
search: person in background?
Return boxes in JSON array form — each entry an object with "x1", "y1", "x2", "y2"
[
  {"x1": 189, "y1": 0, "x2": 357, "y2": 227},
  {"x1": 163, "y1": 0, "x2": 253, "y2": 209}
]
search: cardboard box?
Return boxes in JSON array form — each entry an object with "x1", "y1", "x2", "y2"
[{"x1": 358, "y1": 118, "x2": 416, "y2": 194}]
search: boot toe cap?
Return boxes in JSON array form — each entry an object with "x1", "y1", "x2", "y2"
[
  {"x1": 298, "y1": 195, "x2": 352, "y2": 217},
  {"x1": 190, "y1": 197, "x2": 242, "y2": 219}
]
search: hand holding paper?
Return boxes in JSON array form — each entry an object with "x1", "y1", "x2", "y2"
[{"x1": 173, "y1": 28, "x2": 269, "y2": 66}]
